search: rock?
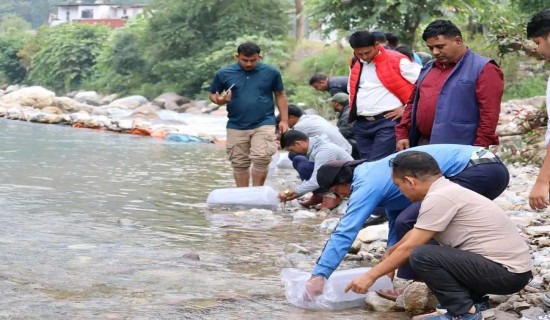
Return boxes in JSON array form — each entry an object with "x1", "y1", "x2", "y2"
[
  {"x1": 152, "y1": 92, "x2": 190, "y2": 110},
  {"x1": 512, "y1": 301, "x2": 531, "y2": 312},
  {"x1": 528, "y1": 276, "x2": 545, "y2": 289},
  {"x1": 74, "y1": 91, "x2": 101, "y2": 106},
  {"x1": 494, "y1": 198, "x2": 515, "y2": 211},
  {"x1": 526, "y1": 226, "x2": 550, "y2": 236},
  {"x1": 403, "y1": 282, "x2": 438, "y2": 314},
  {"x1": 520, "y1": 307, "x2": 546, "y2": 319},
  {"x1": 364, "y1": 292, "x2": 404, "y2": 312},
  {"x1": 395, "y1": 294, "x2": 405, "y2": 308},
  {"x1": 292, "y1": 210, "x2": 317, "y2": 219},
  {"x1": 210, "y1": 106, "x2": 228, "y2": 117},
  {"x1": 182, "y1": 253, "x2": 200, "y2": 261},
  {"x1": 91, "y1": 107, "x2": 110, "y2": 116},
  {"x1": 42, "y1": 106, "x2": 63, "y2": 114},
  {"x1": 5, "y1": 84, "x2": 21, "y2": 93},
  {"x1": 510, "y1": 196, "x2": 526, "y2": 204},
  {"x1": 133, "y1": 104, "x2": 161, "y2": 114},
  {"x1": 1, "y1": 86, "x2": 55, "y2": 109},
  {"x1": 298, "y1": 224, "x2": 316, "y2": 232},
  {"x1": 357, "y1": 223, "x2": 389, "y2": 243},
  {"x1": 100, "y1": 93, "x2": 119, "y2": 105},
  {"x1": 173, "y1": 103, "x2": 194, "y2": 113},
  {"x1": 53, "y1": 97, "x2": 94, "y2": 113},
  {"x1": 491, "y1": 310, "x2": 520, "y2": 320},
  {"x1": 349, "y1": 240, "x2": 361, "y2": 254},
  {"x1": 109, "y1": 95, "x2": 149, "y2": 109},
  {"x1": 319, "y1": 218, "x2": 340, "y2": 233},
  {"x1": 283, "y1": 243, "x2": 310, "y2": 255}
]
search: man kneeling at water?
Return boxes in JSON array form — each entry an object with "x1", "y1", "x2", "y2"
[
  {"x1": 345, "y1": 151, "x2": 532, "y2": 320},
  {"x1": 277, "y1": 130, "x2": 353, "y2": 207}
]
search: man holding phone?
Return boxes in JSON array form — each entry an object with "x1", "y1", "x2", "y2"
[{"x1": 209, "y1": 42, "x2": 289, "y2": 187}]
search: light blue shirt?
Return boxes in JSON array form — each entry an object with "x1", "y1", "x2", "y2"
[{"x1": 312, "y1": 144, "x2": 483, "y2": 278}]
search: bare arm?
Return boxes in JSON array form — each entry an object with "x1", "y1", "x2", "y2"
[
  {"x1": 345, "y1": 228, "x2": 435, "y2": 293},
  {"x1": 530, "y1": 144, "x2": 550, "y2": 210},
  {"x1": 275, "y1": 91, "x2": 289, "y2": 133}
]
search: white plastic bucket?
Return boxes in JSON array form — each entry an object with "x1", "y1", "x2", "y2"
[{"x1": 206, "y1": 186, "x2": 279, "y2": 210}]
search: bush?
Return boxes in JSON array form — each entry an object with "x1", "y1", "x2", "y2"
[{"x1": 0, "y1": 36, "x2": 26, "y2": 84}]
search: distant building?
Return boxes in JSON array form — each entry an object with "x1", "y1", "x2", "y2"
[{"x1": 51, "y1": 0, "x2": 146, "y2": 28}]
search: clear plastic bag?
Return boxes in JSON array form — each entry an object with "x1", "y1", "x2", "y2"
[
  {"x1": 206, "y1": 186, "x2": 279, "y2": 210},
  {"x1": 281, "y1": 267, "x2": 394, "y2": 310}
]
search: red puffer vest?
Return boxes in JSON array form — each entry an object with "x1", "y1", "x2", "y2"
[{"x1": 348, "y1": 45, "x2": 414, "y2": 122}]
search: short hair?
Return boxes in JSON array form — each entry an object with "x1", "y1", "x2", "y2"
[
  {"x1": 349, "y1": 31, "x2": 376, "y2": 48},
  {"x1": 385, "y1": 32, "x2": 399, "y2": 47},
  {"x1": 422, "y1": 20, "x2": 462, "y2": 41},
  {"x1": 309, "y1": 73, "x2": 328, "y2": 85},
  {"x1": 372, "y1": 31, "x2": 387, "y2": 43},
  {"x1": 287, "y1": 104, "x2": 304, "y2": 118},
  {"x1": 394, "y1": 45, "x2": 414, "y2": 61},
  {"x1": 390, "y1": 151, "x2": 442, "y2": 180},
  {"x1": 237, "y1": 42, "x2": 261, "y2": 56},
  {"x1": 280, "y1": 130, "x2": 308, "y2": 148},
  {"x1": 527, "y1": 9, "x2": 550, "y2": 38}
]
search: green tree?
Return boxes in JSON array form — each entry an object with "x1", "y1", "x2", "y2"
[
  {"x1": 308, "y1": 0, "x2": 491, "y2": 45},
  {"x1": 0, "y1": 36, "x2": 27, "y2": 84},
  {"x1": 28, "y1": 23, "x2": 110, "y2": 92},
  {"x1": 0, "y1": 15, "x2": 31, "y2": 35}
]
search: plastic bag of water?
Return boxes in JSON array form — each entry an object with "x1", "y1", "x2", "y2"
[
  {"x1": 206, "y1": 186, "x2": 279, "y2": 210},
  {"x1": 281, "y1": 267, "x2": 393, "y2": 310}
]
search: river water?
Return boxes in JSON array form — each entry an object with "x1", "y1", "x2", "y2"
[{"x1": 0, "y1": 118, "x2": 407, "y2": 320}]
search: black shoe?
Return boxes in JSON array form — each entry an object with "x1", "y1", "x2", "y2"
[{"x1": 362, "y1": 215, "x2": 387, "y2": 228}]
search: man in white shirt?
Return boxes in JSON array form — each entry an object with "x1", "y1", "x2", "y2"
[{"x1": 347, "y1": 30, "x2": 421, "y2": 161}]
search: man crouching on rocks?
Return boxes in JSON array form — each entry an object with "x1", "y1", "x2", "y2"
[{"x1": 345, "y1": 151, "x2": 532, "y2": 320}]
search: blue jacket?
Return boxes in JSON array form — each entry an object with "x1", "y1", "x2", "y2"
[
  {"x1": 409, "y1": 50, "x2": 493, "y2": 147},
  {"x1": 312, "y1": 144, "x2": 483, "y2": 278}
]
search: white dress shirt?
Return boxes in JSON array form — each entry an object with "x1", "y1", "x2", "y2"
[
  {"x1": 545, "y1": 75, "x2": 550, "y2": 146},
  {"x1": 354, "y1": 57, "x2": 421, "y2": 116}
]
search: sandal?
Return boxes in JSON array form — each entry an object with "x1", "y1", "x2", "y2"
[{"x1": 375, "y1": 288, "x2": 406, "y2": 301}]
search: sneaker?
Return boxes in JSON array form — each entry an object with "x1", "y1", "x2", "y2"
[
  {"x1": 436, "y1": 297, "x2": 490, "y2": 315},
  {"x1": 423, "y1": 309, "x2": 483, "y2": 320},
  {"x1": 362, "y1": 214, "x2": 387, "y2": 228}
]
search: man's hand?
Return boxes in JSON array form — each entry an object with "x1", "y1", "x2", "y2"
[
  {"x1": 396, "y1": 139, "x2": 410, "y2": 151},
  {"x1": 213, "y1": 90, "x2": 232, "y2": 105},
  {"x1": 344, "y1": 272, "x2": 376, "y2": 294},
  {"x1": 384, "y1": 106, "x2": 404, "y2": 121},
  {"x1": 278, "y1": 120, "x2": 289, "y2": 134},
  {"x1": 529, "y1": 180, "x2": 550, "y2": 210},
  {"x1": 305, "y1": 275, "x2": 325, "y2": 300},
  {"x1": 278, "y1": 189, "x2": 297, "y2": 201}
]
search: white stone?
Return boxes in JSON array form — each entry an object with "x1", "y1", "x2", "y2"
[
  {"x1": 74, "y1": 91, "x2": 101, "y2": 106},
  {"x1": 109, "y1": 95, "x2": 149, "y2": 109},
  {"x1": 357, "y1": 223, "x2": 389, "y2": 243},
  {"x1": 1, "y1": 86, "x2": 55, "y2": 109},
  {"x1": 292, "y1": 210, "x2": 317, "y2": 219}
]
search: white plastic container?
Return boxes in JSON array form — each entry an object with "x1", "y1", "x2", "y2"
[
  {"x1": 206, "y1": 186, "x2": 279, "y2": 210},
  {"x1": 281, "y1": 267, "x2": 394, "y2": 310}
]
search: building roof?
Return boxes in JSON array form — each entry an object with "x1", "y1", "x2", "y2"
[{"x1": 53, "y1": 1, "x2": 146, "y2": 7}]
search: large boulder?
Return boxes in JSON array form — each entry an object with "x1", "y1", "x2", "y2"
[
  {"x1": 100, "y1": 93, "x2": 119, "y2": 105},
  {"x1": 74, "y1": 91, "x2": 101, "y2": 106},
  {"x1": 357, "y1": 223, "x2": 389, "y2": 243},
  {"x1": 52, "y1": 97, "x2": 94, "y2": 114},
  {"x1": 109, "y1": 95, "x2": 149, "y2": 109},
  {"x1": 403, "y1": 282, "x2": 438, "y2": 315},
  {"x1": 1, "y1": 86, "x2": 55, "y2": 109},
  {"x1": 152, "y1": 92, "x2": 190, "y2": 110},
  {"x1": 42, "y1": 106, "x2": 63, "y2": 115},
  {"x1": 364, "y1": 292, "x2": 404, "y2": 312}
]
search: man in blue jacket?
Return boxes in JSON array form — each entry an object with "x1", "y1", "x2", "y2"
[{"x1": 305, "y1": 144, "x2": 509, "y2": 298}]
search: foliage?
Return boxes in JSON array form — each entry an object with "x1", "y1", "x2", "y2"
[
  {"x1": 308, "y1": 0, "x2": 494, "y2": 45},
  {"x1": 0, "y1": 0, "x2": 55, "y2": 28},
  {"x1": 503, "y1": 72, "x2": 548, "y2": 101},
  {"x1": 28, "y1": 23, "x2": 110, "y2": 92},
  {"x1": 0, "y1": 15, "x2": 31, "y2": 35},
  {"x1": 0, "y1": 36, "x2": 27, "y2": 84},
  {"x1": 511, "y1": 0, "x2": 548, "y2": 15}
]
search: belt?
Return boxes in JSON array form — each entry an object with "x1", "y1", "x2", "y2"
[
  {"x1": 467, "y1": 148, "x2": 500, "y2": 168},
  {"x1": 357, "y1": 112, "x2": 388, "y2": 121}
]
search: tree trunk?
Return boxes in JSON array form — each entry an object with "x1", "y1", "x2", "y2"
[{"x1": 295, "y1": 0, "x2": 304, "y2": 40}]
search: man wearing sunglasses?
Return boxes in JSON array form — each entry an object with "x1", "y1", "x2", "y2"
[{"x1": 305, "y1": 144, "x2": 509, "y2": 300}]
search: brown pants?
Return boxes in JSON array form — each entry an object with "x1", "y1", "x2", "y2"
[{"x1": 226, "y1": 125, "x2": 277, "y2": 173}]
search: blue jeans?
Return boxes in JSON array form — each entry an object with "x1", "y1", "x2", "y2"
[
  {"x1": 289, "y1": 153, "x2": 322, "y2": 195},
  {"x1": 395, "y1": 161, "x2": 510, "y2": 280},
  {"x1": 353, "y1": 118, "x2": 397, "y2": 161}
]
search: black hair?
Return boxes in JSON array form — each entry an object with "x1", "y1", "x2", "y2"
[
  {"x1": 390, "y1": 151, "x2": 442, "y2": 180},
  {"x1": 385, "y1": 32, "x2": 399, "y2": 47},
  {"x1": 287, "y1": 104, "x2": 304, "y2": 118},
  {"x1": 237, "y1": 42, "x2": 261, "y2": 56},
  {"x1": 372, "y1": 31, "x2": 387, "y2": 43},
  {"x1": 422, "y1": 20, "x2": 462, "y2": 41},
  {"x1": 395, "y1": 45, "x2": 414, "y2": 61},
  {"x1": 280, "y1": 130, "x2": 308, "y2": 148},
  {"x1": 349, "y1": 31, "x2": 376, "y2": 48},
  {"x1": 333, "y1": 166, "x2": 355, "y2": 185},
  {"x1": 527, "y1": 9, "x2": 550, "y2": 38},
  {"x1": 309, "y1": 73, "x2": 328, "y2": 85}
]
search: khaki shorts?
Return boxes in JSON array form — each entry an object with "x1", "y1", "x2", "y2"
[{"x1": 226, "y1": 125, "x2": 277, "y2": 173}]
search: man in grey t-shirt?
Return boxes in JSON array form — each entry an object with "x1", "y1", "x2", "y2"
[{"x1": 344, "y1": 151, "x2": 532, "y2": 320}]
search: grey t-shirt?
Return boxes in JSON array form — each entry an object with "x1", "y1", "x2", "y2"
[
  {"x1": 293, "y1": 115, "x2": 352, "y2": 154},
  {"x1": 415, "y1": 177, "x2": 532, "y2": 273}
]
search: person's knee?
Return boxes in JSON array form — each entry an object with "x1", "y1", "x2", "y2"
[
  {"x1": 409, "y1": 245, "x2": 431, "y2": 267},
  {"x1": 251, "y1": 159, "x2": 270, "y2": 173}
]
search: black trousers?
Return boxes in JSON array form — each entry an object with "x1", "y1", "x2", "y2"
[
  {"x1": 410, "y1": 245, "x2": 532, "y2": 316},
  {"x1": 396, "y1": 161, "x2": 510, "y2": 279}
]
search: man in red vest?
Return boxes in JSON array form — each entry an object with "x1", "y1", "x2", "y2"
[{"x1": 347, "y1": 31, "x2": 420, "y2": 161}]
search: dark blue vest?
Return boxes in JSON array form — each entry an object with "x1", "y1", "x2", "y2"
[{"x1": 409, "y1": 50, "x2": 493, "y2": 147}]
